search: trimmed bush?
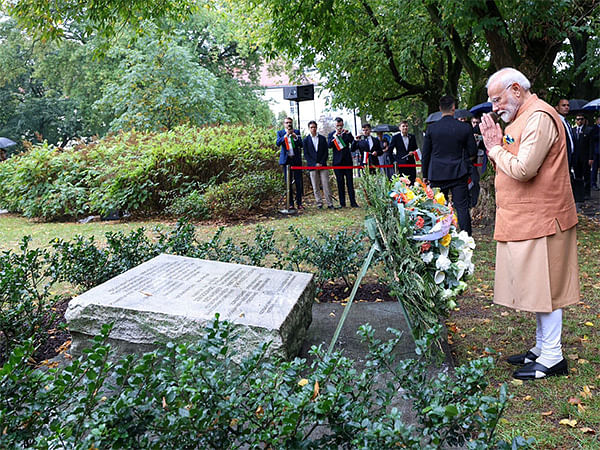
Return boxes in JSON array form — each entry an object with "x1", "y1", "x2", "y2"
[
  {"x1": 0, "y1": 124, "x2": 279, "y2": 220},
  {"x1": 203, "y1": 171, "x2": 283, "y2": 218}
]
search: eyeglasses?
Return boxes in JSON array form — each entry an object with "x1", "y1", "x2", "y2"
[
  {"x1": 489, "y1": 84, "x2": 513, "y2": 105},
  {"x1": 576, "y1": 118, "x2": 584, "y2": 121}
]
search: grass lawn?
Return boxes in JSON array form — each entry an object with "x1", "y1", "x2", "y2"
[{"x1": 1, "y1": 209, "x2": 598, "y2": 447}]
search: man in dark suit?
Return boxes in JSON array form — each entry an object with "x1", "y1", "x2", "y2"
[
  {"x1": 351, "y1": 123, "x2": 382, "y2": 174},
  {"x1": 572, "y1": 114, "x2": 593, "y2": 200},
  {"x1": 388, "y1": 120, "x2": 418, "y2": 182},
  {"x1": 328, "y1": 117, "x2": 358, "y2": 208},
  {"x1": 276, "y1": 117, "x2": 303, "y2": 210},
  {"x1": 555, "y1": 98, "x2": 582, "y2": 201},
  {"x1": 590, "y1": 116, "x2": 600, "y2": 191},
  {"x1": 422, "y1": 95, "x2": 477, "y2": 235},
  {"x1": 303, "y1": 120, "x2": 334, "y2": 209}
]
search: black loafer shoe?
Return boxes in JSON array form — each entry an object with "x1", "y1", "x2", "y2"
[
  {"x1": 507, "y1": 350, "x2": 539, "y2": 366},
  {"x1": 512, "y1": 359, "x2": 568, "y2": 380}
]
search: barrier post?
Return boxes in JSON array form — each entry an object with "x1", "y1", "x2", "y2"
[{"x1": 279, "y1": 165, "x2": 297, "y2": 215}]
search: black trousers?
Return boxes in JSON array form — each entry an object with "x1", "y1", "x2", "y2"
[
  {"x1": 432, "y1": 176, "x2": 472, "y2": 235},
  {"x1": 333, "y1": 168, "x2": 357, "y2": 207},
  {"x1": 282, "y1": 165, "x2": 303, "y2": 208}
]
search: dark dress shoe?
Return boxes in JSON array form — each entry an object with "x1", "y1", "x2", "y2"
[
  {"x1": 506, "y1": 350, "x2": 538, "y2": 366},
  {"x1": 512, "y1": 359, "x2": 568, "y2": 380}
]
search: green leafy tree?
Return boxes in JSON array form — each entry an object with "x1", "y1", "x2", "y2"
[{"x1": 97, "y1": 34, "x2": 222, "y2": 132}]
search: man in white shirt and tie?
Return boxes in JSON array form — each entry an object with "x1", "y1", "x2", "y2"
[
  {"x1": 303, "y1": 120, "x2": 334, "y2": 209},
  {"x1": 572, "y1": 114, "x2": 593, "y2": 200}
]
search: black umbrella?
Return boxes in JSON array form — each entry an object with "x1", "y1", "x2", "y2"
[
  {"x1": 0, "y1": 137, "x2": 17, "y2": 149},
  {"x1": 372, "y1": 124, "x2": 399, "y2": 133},
  {"x1": 582, "y1": 98, "x2": 600, "y2": 111},
  {"x1": 469, "y1": 102, "x2": 492, "y2": 115},
  {"x1": 426, "y1": 110, "x2": 471, "y2": 124},
  {"x1": 454, "y1": 109, "x2": 471, "y2": 119},
  {"x1": 425, "y1": 112, "x2": 442, "y2": 123},
  {"x1": 568, "y1": 99, "x2": 589, "y2": 113}
]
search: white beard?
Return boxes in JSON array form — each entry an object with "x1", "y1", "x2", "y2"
[{"x1": 499, "y1": 96, "x2": 520, "y2": 122}]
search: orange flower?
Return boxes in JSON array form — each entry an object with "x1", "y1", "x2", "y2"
[{"x1": 415, "y1": 178, "x2": 427, "y2": 189}]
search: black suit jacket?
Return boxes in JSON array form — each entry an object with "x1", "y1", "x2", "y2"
[
  {"x1": 572, "y1": 125, "x2": 592, "y2": 164},
  {"x1": 389, "y1": 133, "x2": 418, "y2": 164},
  {"x1": 327, "y1": 130, "x2": 354, "y2": 166},
  {"x1": 303, "y1": 134, "x2": 329, "y2": 167},
  {"x1": 421, "y1": 116, "x2": 477, "y2": 182},
  {"x1": 389, "y1": 133, "x2": 418, "y2": 179},
  {"x1": 351, "y1": 136, "x2": 382, "y2": 166}
]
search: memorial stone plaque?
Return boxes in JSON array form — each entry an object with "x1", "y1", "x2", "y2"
[{"x1": 65, "y1": 254, "x2": 315, "y2": 360}]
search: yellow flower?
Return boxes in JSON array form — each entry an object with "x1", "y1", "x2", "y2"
[
  {"x1": 434, "y1": 192, "x2": 446, "y2": 205},
  {"x1": 405, "y1": 190, "x2": 416, "y2": 201},
  {"x1": 440, "y1": 233, "x2": 452, "y2": 247}
]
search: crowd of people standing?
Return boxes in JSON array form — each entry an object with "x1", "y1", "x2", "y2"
[
  {"x1": 554, "y1": 98, "x2": 600, "y2": 204},
  {"x1": 276, "y1": 113, "x2": 481, "y2": 226}
]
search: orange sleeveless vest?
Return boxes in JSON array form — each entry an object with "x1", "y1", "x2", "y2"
[{"x1": 494, "y1": 94, "x2": 577, "y2": 241}]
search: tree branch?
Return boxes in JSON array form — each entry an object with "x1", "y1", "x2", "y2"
[{"x1": 358, "y1": 0, "x2": 420, "y2": 92}]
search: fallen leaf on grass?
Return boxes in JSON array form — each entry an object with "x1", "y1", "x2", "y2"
[
  {"x1": 523, "y1": 395, "x2": 532, "y2": 401},
  {"x1": 568, "y1": 353, "x2": 579, "y2": 360},
  {"x1": 581, "y1": 386, "x2": 593, "y2": 399},
  {"x1": 584, "y1": 321, "x2": 594, "y2": 327},
  {"x1": 511, "y1": 379, "x2": 523, "y2": 386},
  {"x1": 579, "y1": 427, "x2": 596, "y2": 434},
  {"x1": 541, "y1": 411, "x2": 553, "y2": 416},
  {"x1": 559, "y1": 419, "x2": 578, "y2": 428},
  {"x1": 578, "y1": 359, "x2": 589, "y2": 365},
  {"x1": 298, "y1": 378, "x2": 309, "y2": 387},
  {"x1": 578, "y1": 403, "x2": 586, "y2": 413},
  {"x1": 568, "y1": 397, "x2": 581, "y2": 405},
  {"x1": 500, "y1": 312, "x2": 509, "y2": 317}
]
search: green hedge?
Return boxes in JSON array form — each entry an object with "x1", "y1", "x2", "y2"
[{"x1": 0, "y1": 124, "x2": 279, "y2": 220}]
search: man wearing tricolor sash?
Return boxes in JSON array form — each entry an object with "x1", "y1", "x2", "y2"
[
  {"x1": 276, "y1": 117, "x2": 304, "y2": 210},
  {"x1": 480, "y1": 68, "x2": 580, "y2": 380},
  {"x1": 352, "y1": 123, "x2": 382, "y2": 175},
  {"x1": 327, "y1": 117, "x2": 359, "y2": 208}
]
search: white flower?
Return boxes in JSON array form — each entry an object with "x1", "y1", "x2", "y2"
[
  {"x1": 439, "y1": 244, "x2": 449, "y2": 257},
  {"x1": 458, "y1": 248, "x2": 473, "y2": 265},
  {"x1": 458, "y1": 231, "x2": 476, "y2": 249},
  {"x1": 434, "y1": 270, "x2": 446, "y2": 284},
  {"x1": 421, "y1": 251, "x2": 434, "y2": 263},
  {"x1": 436, "y1": 254, "x2": 451, "y2": 271},
  {"x1": 467, "y1": 262, "x2": 475, "y2": 275},
  {"x1": 455, "y1": 260, "x2": 467, "y2": 280},
  {"x1": 441, "y1": 288, "x2": 454, "y2": 299}
]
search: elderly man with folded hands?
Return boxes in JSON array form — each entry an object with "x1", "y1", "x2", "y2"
[{"x1": 479, "y1": 68, "x2": 580, "y2": 380}]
